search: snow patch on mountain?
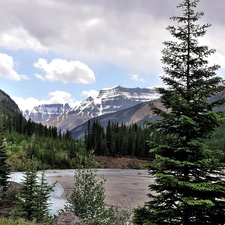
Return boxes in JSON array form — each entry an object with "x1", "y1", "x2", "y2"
[{"x1": 24, "y1": 103, "x2": 71, "y2": 122}]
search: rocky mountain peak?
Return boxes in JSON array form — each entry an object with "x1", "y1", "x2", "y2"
[
  {"x1": 24, "y1": 103, "x2": 71, "y2": 122},
  {"x1": 42, "y1": 86, "x2": 160, "y2": 133}
]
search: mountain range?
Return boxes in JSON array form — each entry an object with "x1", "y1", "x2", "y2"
[
  {"x1": 70, "y1": 99, "x2": 164, "y2": 139},
  {"x1": 23, "y1": 103, "x2": 71, "y2": 122},
  {"x1": 1, "y1": 85, "x2": 225, "y2": 140},
  {"x1": 24, "y1": 85, "x2": 161, "y2": 134}
]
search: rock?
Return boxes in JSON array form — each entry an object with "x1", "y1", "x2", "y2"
[{"x1": 54, "y1": 212, "x2": 81, "y2": 225}]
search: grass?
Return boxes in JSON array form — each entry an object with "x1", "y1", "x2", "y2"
[{"x1": 0, "y1": 218, "x2": 41, "y2": 225}]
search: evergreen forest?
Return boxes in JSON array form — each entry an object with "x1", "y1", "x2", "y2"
[
  {"x1": 0, "y1": 109, "x2": 155, "y2": 171},
  {"x1": 1, "y1": 97, "x2": 225, "y2": 172}
]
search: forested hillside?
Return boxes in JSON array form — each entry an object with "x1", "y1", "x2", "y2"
[{"x1": 3, "y1": 114, "x2": 156, "y2": 170}]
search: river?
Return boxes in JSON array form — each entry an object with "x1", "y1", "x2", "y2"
[{"x1": 10, "y1": 169, "x2": 150, "y2": 215}]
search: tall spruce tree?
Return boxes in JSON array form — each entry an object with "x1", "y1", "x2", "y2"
[
  {"x1": 16, "y1": 159, "x2": 55, "y2": 223},
  {"x1": 0, "y1": 114, "x2": 10, "y2": 195},
  {"x1": 16, "y1": 159, "x2": 39, "y2": 221},
  {"x1": 133, "y1": 0, "x2": 225, "y2": 224}
]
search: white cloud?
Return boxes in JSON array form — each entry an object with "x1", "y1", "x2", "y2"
[
  {"x1": 12, "y1": 97, "x2": 43, "y2": 112},
  {"x1": 82, "y1": 89, "x2": 99, "y2": 98},
  {"x1": 33, "y1": 58, "x2": 96, "y2": 84},
  {"x1": 0, "y1": 27, "x2": 48, "y2": 52},
  {"x1": 13, "y1": 91, "x2": 78, "y2": 111},
  {"x1": 34, "y1": 73, "x2": 45, "y2": 81},
  {"x1": 0, "y1": 53, "x2": 28, "y2": 80},
  {"x1": 129, "y1": 74, "x2": 144, "y2": 83}
]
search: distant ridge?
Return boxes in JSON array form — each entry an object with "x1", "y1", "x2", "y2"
[
  {"x1": 41, "y1": 85, "x2": 161, "y2": 133},
  {"x1": 70, "y1": 99, "x2": 163, "y2": 139},
  {"x1": 24, "y1": 103, "x2": 71, "y2": 122}
]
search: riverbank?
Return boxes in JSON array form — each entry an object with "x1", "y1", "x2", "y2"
[{"x1": 46, "y1": 169, "x2": 153, "y2": 211}]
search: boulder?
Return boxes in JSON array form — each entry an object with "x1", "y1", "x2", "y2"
[{"x1": 54, "y1": 212, "x2": 81, "y2": 225}]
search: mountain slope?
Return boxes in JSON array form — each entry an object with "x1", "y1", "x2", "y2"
[
  {"x1": 71, "y1": 98, "x2": 163, "y2": 139},
  {"x1": 0, "y1": 89, "x2": 20, "y2": 115}
]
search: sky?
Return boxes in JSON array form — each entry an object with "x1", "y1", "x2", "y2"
[{"x1": 1, "y1": 0, "x2": 225, "y2": 111}]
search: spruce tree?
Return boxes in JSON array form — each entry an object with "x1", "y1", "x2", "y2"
[
  {"x1": 16, "y1": 159, "x2": 39, "y2": 221},
  {"x1": 16, "y1": 159, "x2": 55, "y2": 223},
  {"x1": 35, "y1": 171, "x2": 56, "y2": 223},
  {"x1": 0, "y1": 114, "x2": 10, "y2": 195},
  {"x1": 133, "y1": 0, "x2": 225, "y2": 224}
]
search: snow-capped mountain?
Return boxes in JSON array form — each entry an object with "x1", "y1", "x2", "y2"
[
  {"x1": 24, "y1": 103, "x2": 71, "y2": 122},
  {"x1": 43, "y1": 85, "x2": 160, "y2": 133}
]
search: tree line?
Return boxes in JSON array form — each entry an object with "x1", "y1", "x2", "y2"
[
  {"x1": 84, "y1": 120, "x2": 155, "y2": 158},
  {"x1": 5, "y1": 113, "x2": 71, "y2": 141}
]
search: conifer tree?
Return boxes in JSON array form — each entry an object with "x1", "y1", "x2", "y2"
[
  {"x1": 35, "y1": 171, "x2": 56, "y2": 223},
  {"x1": 133, "y1": 0, "x2": 225, "y2": 224},
  {"x1": 16, "y1": 159, "x2": 39, "y2": 221},
  {"x1": 16, "y1": 159, "x2": 55, "y2": 223},
  {"x1": 0, "y1": 114, "x2": 10, "y2": 195}
]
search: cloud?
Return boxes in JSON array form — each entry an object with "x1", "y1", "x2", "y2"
[
  {"x1": 13, "y1": 97, "x2": 44, "y2": 112},
  {"x1": 0, "y1": 27, "x2": 48, "y2": 52},
  {"x1": 0, "y1": 53, "x2": 28, "y2": 80},
  {"x1": 48, "y1": 91, "x2": 78, "y2": 107},
  {"x1": 0, "y1": 0, "x2": 224, "y2": 74},
  {"x1": 13, "y1": 91, "x2": 78, "y2": 111},
  {"x1": 82, "y1": 89, "x2": 99, "y2": 98},
  {"x1": 0, "y1": 0, "x2": 173, "y2": 73},
  {"x1": 129, "y1": 74, "x2": 144, "y2": 83},
  {"x1": 33, "y1": 58, "x2": 96, "y2": 84}
]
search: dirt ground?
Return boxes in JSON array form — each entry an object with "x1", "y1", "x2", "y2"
[
  {"x1": 95, "y1": 155, "x2": 152, "y2": 169},
  {"x1": 47, "y1": 156, "x2": 154, "y2": 212}
]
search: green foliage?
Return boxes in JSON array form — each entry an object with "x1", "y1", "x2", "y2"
[
  {"x1": 0, "y1": 217, "x2": 42, "y2": 225},
  {"x1": 204, "y1": 118, "x2": 225, "y2": 161},
  {"x1": 15, "y1": 159, "x2": 55, "y2": 224},
  {"x1": 133, "y1": 0, "x2": 225, "y2": 224},
  {"x1": 0, "y1": 114, "x2": 10, "y2": 195},
  {"x1": 79, "y1": 206, "x2": 130, "y2": 225},
  {"x1": 4, "y1": 130, "x2": 86, "y2": 171}
]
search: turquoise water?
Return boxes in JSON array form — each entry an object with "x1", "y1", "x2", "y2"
[{"x1": 10, "y1": 172, "x2": 66, "y2": 215}]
